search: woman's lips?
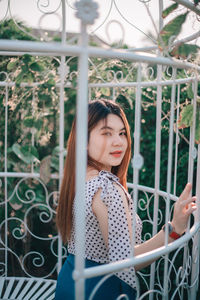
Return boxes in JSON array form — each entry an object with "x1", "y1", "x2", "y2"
[{"x1": 110, "y1": 151, "x2": 123, "y2": 158}]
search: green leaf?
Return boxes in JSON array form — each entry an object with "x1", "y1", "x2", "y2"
[
  {"x1": 34, "y1": 190, "x2": 46, "y2": 204},
  {"x1": 22, "y1": 54, "x2": 33, "y2": 64},
  {"x1": 23, "y1": 117, "x2": 43, "y2": 130},
  {"x1": 12, "y1": 143, "x2": 39, "y2": 164},
  {"x1": 21, "y1": 64, "x2": 28, "y2": 72},
  {"x1": 71, "y1": 77, "x2": 77, "y2": 88},
  {"x1": 25, "y1": 72, "x2": 34, "y2": 84},
  {"x1": 40, "y1": 155, "x2": 52, "y2": 184},
  {"x1": 47, "y1": 78, "x2": 56, "y2": 86},
  {"x1": 23, "y1": 116, "x2": 34, "y2": 127},
  {"x1": 39, "y1": 93, "x2": 50, "y2": 101},
  {"x1": 34, "y1": 119, "x2": 43, "y2": 130},
  {"x1": 195, "y1": 107, "x2": 200, "y2": 144},
  {"x1": 9, "y1": 193, "x2": 23, "y2": 210},
  {"x1": 196, "y1": 122, "x2": 200, "y2": 143},
  {"x1": 27, "y1": 145, "x2": 39, "y2": 159},
  {"x1": 159, "y1": 12, "x2": 188, "y2": 48},
  {"x1": 170, "y1": 44, "x2": 199, "y2": 59},
  {"x1": 7, "y1": 60, "x2": 18, "y2": 71},
  {"x1": 15, "y1": 71, "x2": 24, "y2": 85},
  {"x1": 30, "y1": 62, "x2": 44, "y2": 72},
  {"x1": 178, "y1": 104, "x2": 193, "y2": 129},
  {"x1": 100, "y1": 87, "x2": 111, "y2": 97},
  {"x1": 52, "y1": 146, "x2": 60, "y2": 156},
  {"x1": 162, "y1": 3, "x2": 178, "y2": 18},
  {"x1": 187, "y1": 84, "x2": 194, "y2": 99}
]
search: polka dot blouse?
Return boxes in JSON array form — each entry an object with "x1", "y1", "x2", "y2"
[{"x1": 68, "y1": 170, "x2": 142, "y2": 290}]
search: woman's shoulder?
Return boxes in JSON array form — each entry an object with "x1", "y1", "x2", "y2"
[
  {"x1": 86, "y1": 170, "x2": 119, "y2": 186},
  {"x1": 86, "y1": 170, "x2": 129, "y2": 201},
  {"x1": 85, "y1": 170, "x2": 121, "y2": 202}
]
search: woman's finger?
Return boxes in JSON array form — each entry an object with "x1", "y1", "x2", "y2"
[
  {"x1": 179, "y1": 183, "x2": 192, "y2": 201},
  {"x1": 185, "y1": 203, "x2": 197, "y2": 216},
  {"x1": 181, "y1": 196, "x2": 197, "y2": 208}
]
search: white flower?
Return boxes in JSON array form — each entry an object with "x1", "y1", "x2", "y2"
[{"x1": 75, "y1": 0, "x2": 99, "y2": 25}]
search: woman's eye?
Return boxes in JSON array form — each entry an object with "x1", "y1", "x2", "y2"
[
  {"x1": 120, "y1": 132, "x2": 127, "y2": 136},
  {"x1": 103, "y1": 132, "x2": 111, "y2": 136}
]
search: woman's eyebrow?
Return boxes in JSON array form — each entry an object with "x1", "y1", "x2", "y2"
[
  {"x1": 100, "y1": 126, "x2": 126, "y2": 131},
  {"x1": 100, "y1": 126, "x2": 113, "y2": 131}
]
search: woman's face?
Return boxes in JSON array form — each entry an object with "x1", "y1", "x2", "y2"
[{"x1": 88, "y1": 114, "x2": 128, "y2": 171}]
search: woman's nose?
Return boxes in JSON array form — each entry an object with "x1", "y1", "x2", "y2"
[{"x1": 112, "y1": 134, "x2": 123, "y2": 146}]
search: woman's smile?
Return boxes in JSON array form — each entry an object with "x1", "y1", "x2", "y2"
[{"x1": 110, "y1": 150, "x2": 123, "y2": 158}]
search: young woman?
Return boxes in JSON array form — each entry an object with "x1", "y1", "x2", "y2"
[{"x1": 55, "y1": 99, "x2": 196, "y2": 300}]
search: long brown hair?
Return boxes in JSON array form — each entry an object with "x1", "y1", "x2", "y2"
[{"x1": 56, "y1": 99, "x2": 131, "y2": 243}]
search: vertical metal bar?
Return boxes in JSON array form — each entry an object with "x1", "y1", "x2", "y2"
[
  {"x1": 61, "y1": 0, "x2": 66, "y2": 43},
  {"x1": 88, "y1": 87, "x2": 91, "y2": 101},
  {"x1": 163, "y1": 68, "x2": 177, "y2": 300},
  {"x1": 149, "y1": 64, "x2": 162, "y2": 299},
  {"x1": 74, "y1": 22, "x2": 89, "y2": 300},
  {"x1": 150, "y1": 3, "x2": 163, "y2": 298},
  {"x1": 4, "y1": 83, "x2": 8, "y2": 277},
  {"x1": 132, "y1": 63, "x2": 142, "y2": 251},
  {"x1": 112, "y1": 87, "x2": 115, "y2": 101},
  {"x1": 189, "y1": 78, "x2": 199, "y2": 300},
  {"x1": 187, "y1": 79, "x2": 197, "y2": 184},
  {"x1": 159, "y1": 0, "x2": 164, "y2": 31},
  {"x1": 189, "y1": 145, "x2": 200, "y2": 300},
  {"x1": 180, "y1": 78, "x2": 197, "y2": 299},
  {"x1": 31, "y1": 89, "x2": 35, "y2": 174},
  {"x1": 57, "y1": 54, "x2": 65, "y2": 273},
  {"x1": 57, "y1": 0, "x2": 67, "y2": 273},
  {"x1": 173, "y1": 84, "x2": 180, "y2": 195}
]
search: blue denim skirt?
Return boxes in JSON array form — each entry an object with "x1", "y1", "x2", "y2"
[{"x1": 55, "y1": 254, "x2": 137, "y2": 300}]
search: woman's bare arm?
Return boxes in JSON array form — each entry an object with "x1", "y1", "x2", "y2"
[{"x1": 92, "y1": 183, "x2": 196, "y2": 271}]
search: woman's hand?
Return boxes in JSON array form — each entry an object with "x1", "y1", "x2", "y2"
[{"x1": 171, "y1": 183, "x2": 197, "y2": 235}]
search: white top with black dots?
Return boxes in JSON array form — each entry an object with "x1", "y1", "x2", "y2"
[{"x1": 68, "y1": 170, "x2": 142, "y2": 290}]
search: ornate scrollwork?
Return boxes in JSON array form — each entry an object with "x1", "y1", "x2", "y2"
[
  {"x1": 8, "y1": 177, "x2": 48, "y2": 205},
  {"x1": 142, "y1": 65, "x2": 155, "y2": 81},
  {"x1": 0, "y1": 215, "x2": 58, "y2": 277},
  {"x1": 75, "y1": 0, "x2": 99, "y2": 25},
  {"x1": 0, "y1": 71, "x2": 8, "y2": 82},
  {"x1": 47, "y1": 191, "x2": 59, "y2": 210},
  {"x1": 50, "y1": 238, "x2": 67, "y2": 258},
  {"x1": 37, "y1": 0, "x2": 62, "y2": 14},
  {"x1": 21, "y1": 251, "x2": 58, "y2": 278},
  {"x1": 0, "y1": 261, "x2": 5, "y2": 276}
]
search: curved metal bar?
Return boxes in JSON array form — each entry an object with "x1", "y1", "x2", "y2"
[
  {"x1": 0, "y1": 40, "x2": 200, "y2": 70},
  {"x1": 0, "y1": 74, "x2": 198, "y2": 89},
  {"x1": 75, "y1": 223, "x2": 200, "y2": 280}
]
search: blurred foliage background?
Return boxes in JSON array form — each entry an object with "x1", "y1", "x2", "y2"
[{"x1": 0, "y1": 2, "x2": 199, "y2": 297}]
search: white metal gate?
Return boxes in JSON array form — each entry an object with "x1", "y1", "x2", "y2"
[{"x1": 0, "y1": 1, "x2": 200, "y2": 299}]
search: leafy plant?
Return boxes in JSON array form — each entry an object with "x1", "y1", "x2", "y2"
[
  {"x1": 178, "y1": 101, "x2": 200, "y2": 144},
  {"x1": 159, "y1": 3, "x2": 200, "y2": 147},
  {"x1": 159, "y1": 3, "x2": 199, "y2": 59}
]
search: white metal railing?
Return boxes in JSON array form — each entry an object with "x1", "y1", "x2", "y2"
[{"x1": 0, "y1": 1, "x2": 200, "y2": 300}]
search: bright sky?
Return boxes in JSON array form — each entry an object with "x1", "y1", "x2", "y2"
[{"x1": 1, "y1": 0, "x2": 199, "y2": 47}]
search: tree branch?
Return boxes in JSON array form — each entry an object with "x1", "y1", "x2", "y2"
[{"x1": 172, "y1": 0, "x2": 200, "y2": 16}]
